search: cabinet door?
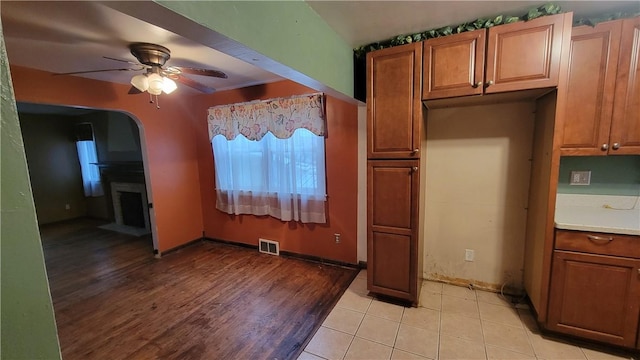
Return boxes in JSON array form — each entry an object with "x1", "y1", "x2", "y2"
[
  {"x1": 422, "y1": 29, "x2": 485, "y2": 100},
  {"x1": 548, "y1": 251, "x2": 640, "y2": 348},
  {"x1": 557, "y1": 20, "x2": 622, "y2": 155},
  {"x1": 610, "y1": 17, "x2": 640, "y2": 155},
  {"x1": 485, "y1": 13, "x2": 570, "y2": 93},
  {"x1": 367, "y1": 43, "x2": 422, "y2": 159},
  {"x1": 367, "y1": 160, "x2": 419, "y2": 302}
]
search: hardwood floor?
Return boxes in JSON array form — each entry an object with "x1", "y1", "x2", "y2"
[{"x1": 40, "y1": 218, "x2": 358, "y2": 360}]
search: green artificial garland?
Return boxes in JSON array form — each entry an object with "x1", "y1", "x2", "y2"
[
  {"x1": 353, "y1": 3, "x2": 640, "y2": 59},
  {"x1": 353, "y1": 3, "x2": 562, "y2": 58},
  {"x1": 573, "y1": 9, "x2": 640, "y2": 27}
]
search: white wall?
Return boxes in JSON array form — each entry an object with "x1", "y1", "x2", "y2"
[{"x1": 423, "y1": 102, "x2": 535, "y2": 292}]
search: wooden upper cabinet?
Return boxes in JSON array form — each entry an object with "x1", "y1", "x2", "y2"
[
  {"x1": 422, "y1": 13, "x2": 571, "y2": 100},
  {"x1": 557, "y1": 17, "x2": 640, "y2": 155},
  {"x1": 367, "y1": 43, "x2": 422, "y2": 159},
  {"x1": 485, "y1": 13, "x2": 570, "y2": 93},
  {"x1": 556, "y1": 20, "x2": 622, "y2": 155},
  {"x1": 422, "y1": 29, "x2": 485, "y2": 99},
  {"x1": 610, "y1": 17, "x2": 640, "y2": 155}
]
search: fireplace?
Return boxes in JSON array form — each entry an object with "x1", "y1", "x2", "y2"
[
  {"x1": 110, "y1": 182, "x2": 150, "y2": 231},
  {"x1": 120, "y1": 191, "x2": 145, "y2": 227}
]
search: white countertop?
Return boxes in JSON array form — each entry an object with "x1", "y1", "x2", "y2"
[{"x1": 555, "y1": 194, "x2": 640, "y2": 236}]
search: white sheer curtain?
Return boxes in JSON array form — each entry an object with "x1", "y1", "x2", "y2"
[
  {"x1": 76, "y1": 140, "x2": 103, "y2": 197},
  {"x1": 212, "y1": 128, "x2": 326, "y2": 223}
]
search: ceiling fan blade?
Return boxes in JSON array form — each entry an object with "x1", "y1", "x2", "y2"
[
  {"x1": 128, "y1": 86, "x2": 142, "y2": 95},
  {"x1": 103, "y1": 56, "x2": 141, "y2": 66},
  {"x1": 53, "y1": 68, "x2": 141, "y2": 76},
  {"x1": 174, "y1": 75, "x2": 216, "y2": 94},
  {"x1": 174, "y1": 66, "x2": 228, "y2": 79}
]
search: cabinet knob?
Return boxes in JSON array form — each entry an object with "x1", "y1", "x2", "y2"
[
  {"x1": 472, "y1": 81, "x2": 483, "y2": 88},
  {"x1": 486, "y1": 80, "x2": 494, "y2": 87},
  {"x1": 612, "y1": 143, "x2": 620, "y2": 150},
  {"x1": 412, "y1": 148, "x2": 419, "y2": 154},
  {"x1": 412, "y1": 166, "x2": 418, "y2": 172},
  {"x1": 601, "y1": 143, "x2": 609, "y2": 151}
]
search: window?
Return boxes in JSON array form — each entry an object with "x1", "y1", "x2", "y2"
[
  {"x1": 76, "y1": 140, "x2": 103, "y2": 197},
  {"x1": 212, "y1": 129, "x2": 326, "y2": 223},
  {"x1": 208, "y1": 93, "x2": 327, "y2": 223}
]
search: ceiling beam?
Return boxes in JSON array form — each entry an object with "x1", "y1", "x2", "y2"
[{"x1": 103, "y1": 1, "x2": 356, "y2": 103}]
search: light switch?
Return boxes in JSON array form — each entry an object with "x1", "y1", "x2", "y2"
[{"x1": 569, "y1": 171, "x2": 591, "y2": 185}]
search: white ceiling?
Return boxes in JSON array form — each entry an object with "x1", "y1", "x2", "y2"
[
  {"x1": 2, "y1": 0, "x2": 639, "y2": 100},
  {"x1": 1, "y1": 1, "x2": 283, "y2": 94},
  {"x1": 307, "y1": 1, "x2": 640, "y2": 48}
]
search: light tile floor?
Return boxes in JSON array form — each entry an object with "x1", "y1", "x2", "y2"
[{"x1": 299, "y1": 270, "x2": 639, "y2": 360}]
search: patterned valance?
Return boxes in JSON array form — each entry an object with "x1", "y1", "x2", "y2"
[{"x1": 208, "y1": 93, "x2": 326, "y2": 141}]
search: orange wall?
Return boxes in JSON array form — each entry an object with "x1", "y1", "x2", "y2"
[
  {"x1": 10, "y1": 66, "x2": 359, "y2": 263},
  {"x1": 192, "y1": 81, "x2": 358, "y2": 263},
  {"x1": 9, "y1": 66, "x2": 204, "y2": 252}
]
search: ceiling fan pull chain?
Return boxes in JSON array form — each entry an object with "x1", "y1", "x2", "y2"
[
  {"x1": 149, "y1": 93, "x2": 153, "y2": 104},
  {"x1": 156, "y1": 95, "x2": 160, "y2": 110}
]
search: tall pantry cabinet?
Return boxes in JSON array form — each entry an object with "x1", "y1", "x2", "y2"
[{"x1": 366, "y1": 42, "x2": 425, "y2": 305}]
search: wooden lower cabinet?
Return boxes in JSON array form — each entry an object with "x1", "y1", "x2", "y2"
[
  {"x1": 547, "y1": 250, "x2": 640, "y2": 348},
  {"x1": 370, "y1": 232, "x2": 412, "y2": 295},
  {"x1": 367, "y1": 160, "x2": 421, "y2": 304}
]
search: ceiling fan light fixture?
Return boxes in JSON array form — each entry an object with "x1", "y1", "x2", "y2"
[
  {"x1": 162, "y1": 77, "x2": 177, "y2": 94},
  {"x1": 147, "y1": 73, "x2": 164, "y2": 95},
  {"x1": 131, "y1": 74, "x2": 149, "y2": 92}
]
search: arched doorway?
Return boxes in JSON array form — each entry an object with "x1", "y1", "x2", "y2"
[{"x1": 17, "y1": 102, "x2": 158, "y2": 252}]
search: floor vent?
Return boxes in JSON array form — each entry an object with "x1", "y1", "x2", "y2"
[{"x1": 259, "y1": 238, "x2": 280, "y2": 256}]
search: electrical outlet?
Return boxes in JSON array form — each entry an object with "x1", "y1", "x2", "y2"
[
  {"x1": 334, "y1": 233, "x2": 341, "y2": 243},
  {"x1": 569, "y1": 171, "x2": 591, "y2": 185},
  {"x1": 65, "y1": 203, "x2": 71, "y2": 210},
  {"x1": 465, "y1": 249, "x2": 474, "y2": 262}
]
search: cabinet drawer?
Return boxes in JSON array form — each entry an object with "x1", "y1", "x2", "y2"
[{"x1": 555, "y1": 229, "x2": 640, "y2": 259}]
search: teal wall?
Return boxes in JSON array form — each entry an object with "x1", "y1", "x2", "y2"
[
  {"x1": 156, "y1": 0, "x2": 354, "y2": 98},
  {"x1": 0, "y1": 22, "x2": 62, "y2": 360},
  {"x1": 557, "y1": 156, "x2": 640, "y2": 196}
]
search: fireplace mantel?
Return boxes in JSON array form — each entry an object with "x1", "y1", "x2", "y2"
[
  {"x1": 98, "y1": 162, "x2": 145, "y2": 184},
  {"x1": 95, "y1": 161, "x2": 144, "y2": 173}
]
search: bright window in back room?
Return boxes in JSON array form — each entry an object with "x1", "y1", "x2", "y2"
[
  {"x1": 75, "y1": 122, "x2": 103, "y2": 197},
  {"x1": 208, "y1": 93, "x2": 327, "y2": 224}
]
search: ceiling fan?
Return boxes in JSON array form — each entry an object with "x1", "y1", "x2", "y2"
[{"x1": 56, "y1": 42, "x2": 227, "y2": 98}]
